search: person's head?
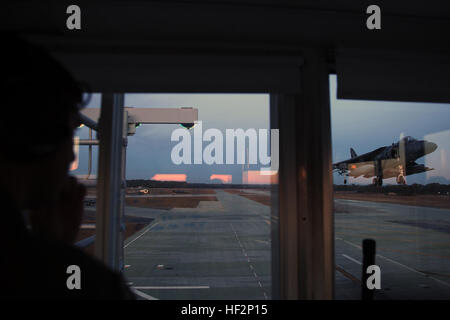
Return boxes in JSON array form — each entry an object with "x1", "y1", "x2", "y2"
[{"x1": 0, "y1": 34, "x2": 86, "y2": 210}]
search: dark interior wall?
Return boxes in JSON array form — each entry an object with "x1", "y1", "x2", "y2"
[{"x1": 3, "y1": 1, "x2": 450, "y2": 94}]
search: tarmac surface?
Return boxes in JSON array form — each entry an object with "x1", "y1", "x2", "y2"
[
  {"x1": 122, "y1": 190, "x2": 450, "y2": 300},
  {"x1": 124, "y1": 190, "x2": 271, "y2": 300},
  {"x1": 335, "y1": 199, "x2": 450, "y2": 299}
]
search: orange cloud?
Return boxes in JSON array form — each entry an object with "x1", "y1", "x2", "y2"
[
  {"x1": 151, "y1": 174, "x2": 187, "y2": 182},
  {"x1": 210, "y1": 174, "x2": 232, "y2": 184}
]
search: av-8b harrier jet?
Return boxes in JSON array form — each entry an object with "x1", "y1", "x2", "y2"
[{"x1": 333, "y1": 136, "x2": 438, "y2": 186}]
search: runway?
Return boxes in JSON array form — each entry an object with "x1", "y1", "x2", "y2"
[
  {"x1": 124, "y1": 190, "x2": 271, "y2": 300},
  {"x1": 122, "y1": 189, "x2": 450, "y2": 300},
  {"x1": 335, "y1": 199, "x2": 450, "y2": 299}
]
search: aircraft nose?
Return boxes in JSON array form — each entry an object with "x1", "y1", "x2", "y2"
[{"x1": 424, "y1": 141, "x2": 438, "y2": 154}]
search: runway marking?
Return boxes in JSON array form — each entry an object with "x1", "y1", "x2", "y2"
[
  {"x1": 342, "y1": 254, "x2": 362, "y2": 265},
  {"x1": 336, "y1": 237, "x2": 450, "y2": 288},
  {"x1": 230, "y1": 223, "x2": 269, "y2": 300},
  {"x1": 336, "y1": 229, "x2": 430, "y2": 237},
  {"x1": 338, "y1": 238, "x2": 362, "y2": 250},
  {"x1": 417, "y1": 270, "x2": 450, "y2": 279},
  {"x1": 336, "y1": 224, "x2": 431, "y2": 236},
  {"x1": 376, "y1": 254, "x2": 450, "y2": 288},
  {"x1": 131, "y1": 288, "x2": 159, "y2": 300},
  {"x1": 340, "y1": 234, "x2": 417, "y2": 243},
  {"x1": 133, "y1": 286, "x2": 210, "y2": 290},
  {"x1": 124, "y1": 222, "x2": 160, "y2": 248},
  {"x1": 377, "y1": 248, "x2": 450, "y2": 260}
]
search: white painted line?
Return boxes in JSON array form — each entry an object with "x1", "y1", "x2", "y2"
[
  {"x1": 131, "y1": 288, "x2": 159, "y2": 300},
  {"x1": 376, "y1": 254, "x2": 426, "y2": 276},
  {"x1": 124, "y1": 222, "x2": 160, "y2": 248},
  {"x1": 342, "y1": 239, "x2": 362, "y2": 250},
  {"x1": 133, "y1": 286, "x2": 210, "y2": 290},
  {"x1": 376, "y1": 254, "x2": 450, "y2": 288},
  {"x1": 426, "y1": 277, "x2": 450, "y2": 288},
  {"x1": 337, "y1": 238, "x2": 450, "y2": 288},
  {"x1": 342, "y1": 254, "x2": 362, "y2": 265},
  {"x1": 230, "y1": 222, "x2": 269, "y2": 299}
]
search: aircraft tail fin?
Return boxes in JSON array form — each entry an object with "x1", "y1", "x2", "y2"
[{"x1": 350, "y1": 148, "x2": 357, "y2": 158}]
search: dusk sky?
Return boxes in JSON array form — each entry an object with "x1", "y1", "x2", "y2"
[
  {"x1": 73, "y1": 93, "x2": 270, "y2": 184},
  {"x1": 72, "y1": 76, "x2": 450, "y2": 185},
  {"x1": 329, "y1": 75, "x2": 450, "y2": 185}
]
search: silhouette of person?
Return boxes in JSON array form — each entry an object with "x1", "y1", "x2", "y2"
[{"x1": 0, "y1": 34, "x2": 134, "y2": 299}]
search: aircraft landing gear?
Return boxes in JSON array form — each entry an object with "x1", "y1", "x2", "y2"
[
  {"x1": 396, "y1": 175, "x2": 406, "y2": 185},
  {"x1": 397, "y1": 165, "x2": 406, "y2": 185},
  {"x1": 372, "y1": 176, "x2": 383, "y2": 186},
  {"x1": 343, "y1": 172, "x2": 349, "y2": 185}
]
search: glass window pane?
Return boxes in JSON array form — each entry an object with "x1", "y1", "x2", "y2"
[
  {"x1": 72, "y1": 93, "x2": 101, "y2": 256},
  {"x1": 330, "y1": 75, "x2": 450, "y2": 299},
  {"x1": 121, "y1": 94, "x2": 277, "y2": 300}
]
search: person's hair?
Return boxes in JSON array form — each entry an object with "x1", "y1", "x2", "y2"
[{"x1": 0, "y1": 33, "x2": 88, "y2": 163}]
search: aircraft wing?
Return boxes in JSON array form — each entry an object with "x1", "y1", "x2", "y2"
[
  {"x1": 405, "y1": 162, "x2": 434, "y2": 175},
  {"x1": 333, "y1": 146, "x2": 387, "y2": 170}
]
